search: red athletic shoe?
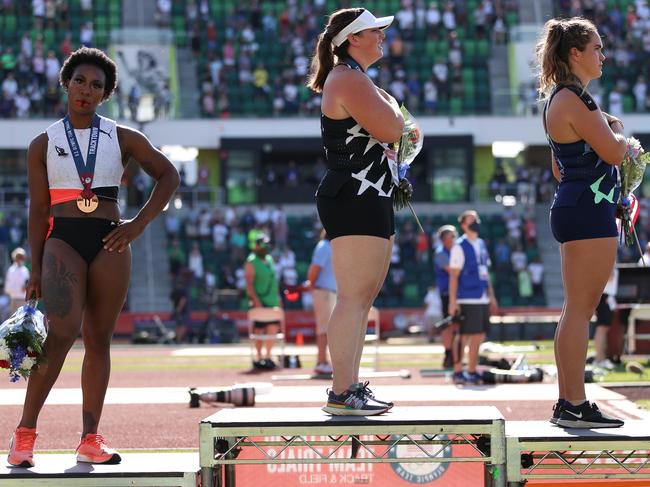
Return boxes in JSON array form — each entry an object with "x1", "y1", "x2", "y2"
[
  {"x1": 76, "y1": 434, "x2": 121, "y2": 464},
  {"x1": 8, "y1": 427, "x2": 37, "y2": 468}
]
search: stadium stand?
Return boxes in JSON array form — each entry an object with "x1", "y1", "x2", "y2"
[
  {"x1": 170, "y1": 0, "x2": 520, "y2": 117},
  {"x1": 167, "y1": 205, "x2": 547, "y2": 314},
  {"x1": 554, "y1": 0, "x2": 650, "y2": 115},
  {"x1": 0, "y1": 0, "x2": 121, "y2": 118}
]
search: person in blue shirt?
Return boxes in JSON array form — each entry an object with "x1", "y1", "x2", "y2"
[
  {"x1": 304, "y1": 230, "x2": 337, "y2": 376},
  {"x1": 448, "y1": 210, "x2": 498, "y2": 385},
  {"x1": 537, "y1": 17, "x2": 625, "y2": 428},
  {"x1": 433, "y1": 225, "x2": 457, "y2": 368}
]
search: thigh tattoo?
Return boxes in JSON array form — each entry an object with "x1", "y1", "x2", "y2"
[{"x1": 42, "y1": 253, "x2": 78, "y2": 319}]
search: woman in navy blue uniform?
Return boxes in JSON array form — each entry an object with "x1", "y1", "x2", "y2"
[
  {"x1": 536, "y1": 18, "x2": 625, "y2": 428},
  {"x1": 307, "y1": 8, "x2": 404, "y2": 415}
]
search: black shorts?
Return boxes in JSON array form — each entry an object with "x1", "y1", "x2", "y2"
[
  {"x1": 49, "y1": 217, "x2": 118, "y2": 265},
  {"x1": 441, "y1": 294, "x2": 450, "y2": 319},
  {"x1": 595, "y1": 294, "x2": 614, "y2": 326},
  {"x1": 458, "y1": 303, "x2": 490, "y2": 334},
  {"x1": 253, "y1": 320, "x2": 281, "y2": 329},
  {"x1": 550, "y1": 190, "x2": 618, "y2": 243},
  {"x1": 316, "y1": 179, "x2": 395, "y2": 240}
]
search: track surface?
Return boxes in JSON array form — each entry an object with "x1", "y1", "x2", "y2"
[{"x1": 0, "y1": 343, "x2": 647, "y2": 452}]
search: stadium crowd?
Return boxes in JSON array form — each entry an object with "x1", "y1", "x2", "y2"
[
  {"x1": 172, "y1": 0, "x2": 521, "y2": 117},
  {"x1": 163, "y1": 201, "x2": 547, "y2": 315},
  {"x1": 555, "y1": 0, "x2": 650, "y2": 115}
]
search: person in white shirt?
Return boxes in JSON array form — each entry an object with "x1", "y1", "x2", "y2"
[
  {"x1": 4, "y1": 247, "x2": 30, "y2": 314},
  {"x1": 448, "y1": 210, "x2": 498, "y2": 385}
]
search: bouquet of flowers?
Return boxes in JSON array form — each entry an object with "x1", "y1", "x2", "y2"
[
  {"x1": 0, "y1": 300, "x2": 47, "y2": 382},
  {"x1": 618, "y1": 137, "x2": 650, "y2": 250},
  {"x1": 393, "y1": 105, "x2": 424, "y2": 231}
]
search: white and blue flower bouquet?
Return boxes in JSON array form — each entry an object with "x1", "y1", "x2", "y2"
[
  {"x1": 0, "y1": 300, "x2": 47, "y2": 382},
  {"x1": 393, "y1": 105, "x2": 424, "y2": 231}
]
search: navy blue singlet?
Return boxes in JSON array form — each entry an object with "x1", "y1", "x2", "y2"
[{"x1": 545, "y1": 85, "x2": 620, "y2": 243}]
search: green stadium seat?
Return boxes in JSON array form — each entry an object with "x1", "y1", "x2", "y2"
[
  {"x1": 463, "y1": 40, "x2": 477, "y2": 63},
  {"x1": 477, "y1": 39, "x2": 489, "y2": 58},
  {"x1": 506, "y1": 11, "x2": 518, "y2": 26},
  {"x1": 404, "y1": 284, "x2": 420, "y2": 306},
  {"x1": 623, "y1": 95, "x2": 634, "y2": 113},
  {"x1": 450, "y1": 97, "x2": 462, "y2": 115}
]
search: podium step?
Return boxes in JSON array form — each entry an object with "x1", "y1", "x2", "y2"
[
  {"x1": 199, "y1": 406, "x2": 507, "y2": 487},
  {"x1": 0, "y1": 452, "x2": 198, "y2": 486},
  {"x1": 506, "y1": 420, "x2": 650, "y2": 484}
]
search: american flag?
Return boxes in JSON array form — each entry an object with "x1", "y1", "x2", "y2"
[{"x1": 616, "y1": 194, "x2": 640, "y2": 234}]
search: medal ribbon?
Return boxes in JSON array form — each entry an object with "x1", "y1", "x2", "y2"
[{"x1": 62, "y1": 114, "x2": 100, "y2": 200}]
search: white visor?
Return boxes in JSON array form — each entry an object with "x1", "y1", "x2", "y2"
[{"x1": 332, "y1": 10, "x2": 394, "y2": 47}]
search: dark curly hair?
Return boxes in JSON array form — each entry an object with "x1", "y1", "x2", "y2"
[{"x1": 59, "y1": 47, "x2": 118, "y2": 101}]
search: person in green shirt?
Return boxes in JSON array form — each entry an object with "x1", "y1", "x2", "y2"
[
  {"x1": 245, "y1": 234, "x2": 281, "y2": 369},
  {"x1": 1, "y1": 47, "x2": 17, "y2": 72}
]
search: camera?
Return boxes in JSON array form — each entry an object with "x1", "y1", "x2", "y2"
[{"x1": 189, "y1": 386, "x2": 256, "y2": 408}]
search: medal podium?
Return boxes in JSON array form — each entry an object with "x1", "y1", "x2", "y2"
[
  {"x1": 0, "y1": 452, "x2": 199, "y2": 486},
  {"x1": 199, "y1": 406, "x2": 507, "y2": 487},
  {"x1": 505, "y1": 421, "x2": 650, "y2": 485}
]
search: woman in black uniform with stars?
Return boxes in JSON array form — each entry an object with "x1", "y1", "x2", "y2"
[{"x1": 307, "y1": 8, "x2": 404, "y2": 415}]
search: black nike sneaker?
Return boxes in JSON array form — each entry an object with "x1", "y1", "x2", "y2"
[
  {"x1": 556, "y1": 401, "x2": 624, "y2": 428},
  {"x1": 549, "y1": 400, "x2": 565, "y2": 425}
]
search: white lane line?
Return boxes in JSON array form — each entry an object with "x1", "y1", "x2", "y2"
[
  {"x1": 0, "y1": 383, "x2": 625, "y2": 406},
  {"x1": 171, "y1": 344, "x2": 445, "y2": 357}
]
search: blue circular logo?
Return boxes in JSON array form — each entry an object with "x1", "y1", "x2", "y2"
[{"x1": 389, "y1": 434, "x2": 452, "y2": 484}]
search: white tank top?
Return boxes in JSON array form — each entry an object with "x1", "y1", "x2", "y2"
[{"x1": 45, "y1": 115, "x2": 123, "y2": 190}]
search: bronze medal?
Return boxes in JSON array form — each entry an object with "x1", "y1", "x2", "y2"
[{"x1": 76, "y1": 193, "x2": 99, "y2": 213}]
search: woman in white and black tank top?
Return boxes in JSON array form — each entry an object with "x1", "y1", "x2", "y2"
[
  {"x1": 307, "y1": 8, "x2": 404, "y2": 416},
  {"x1": 7, "y1": 47, "x2": 179, "y2": 468}
]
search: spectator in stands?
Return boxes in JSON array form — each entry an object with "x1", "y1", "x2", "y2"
[
  {"x1": 167, "y1": 238, "x2": 185, "y2": 277},
  {"x1": 45, "y1": 50, "x2": 61, "y2": 87},
  {"x1": 79, "y1": 21, "x2": 93, "y2": 48},
  {"x1": 304, "y1": 229, "x2": 336, "y2": 376},
  {"x1": 188, "y1": 241, "x2": 204, "y2": 280},
  {"x1": 4, "y1": 247, "x2": 29, "y2": 314},
  {"x1": 156, "y1": 0, "x2": 172, "y2": 27},
  {"x1": 433, "y1": 224, "x2": 458, "y2": 366},
  {"x1": 245, "y1": 234, "x2": 282, "y2": 370},
  {"x1": 510, "y1": 245, "x2": 527, "y2": 272},
  {"x1": 592, "y1": 266, "x2": 618, "y2": 370},
  {"x1": 60, "y1": 33, "x2": 73, "y2": 60},
  {"x1": 164, "y1": 212, "x2": 180, "y2": 241},
  {"x1": 537, "y1": 17, "x2": 625, "y2": 428},
  {"x1": 127, "y1": 84, "x2": 141, "y2": 121},
  {"x1": 170, "y1": 277, "x2": 190, "y2": 343},
  {"x1": 0, "y1": 93, "x2": 13, "y2": 118},
  {"x1": 527, "y1": 256, "x2": 545, "y2": 297},
  {"x1": 2, "y1": 72, "x2": 18, "y2": 101},
  {"x1": 308, "y1": 7, "x2": 402, "y2": 416},
  {"x1": 448, "y1": 210, "x2": 497, "y2": 385},
  {"x1": 423, "y1": 76, "x2": 438, "y2": 113},
  {"x1": 9, "y1": 47, "x2": 179, "y2": 468},
  {"x1": 633, "y1": 75, "x2": 647, "y2": 112}
]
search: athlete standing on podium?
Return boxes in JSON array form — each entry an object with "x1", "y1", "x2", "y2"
[
  {"x1": 308, "y1": 8, "x2": 404, "y2": 415},
  {"x1": 8, "y1": 47, "x2": 179, "y2": 468},
  {"x1": 536, "y1": 18, "x2": 625, "y2": 428}
]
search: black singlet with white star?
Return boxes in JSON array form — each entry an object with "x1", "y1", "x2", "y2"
[{"x1": 317, "y1": 114, "x2": 394, "y2": 199}]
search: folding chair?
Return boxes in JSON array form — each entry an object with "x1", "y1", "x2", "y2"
[
  {"x1": 247, "y1": 307, "x2": 286, "y2": 367},
  {"x1": 362, "y1": 306, "x2": 381, "y2": 371}
]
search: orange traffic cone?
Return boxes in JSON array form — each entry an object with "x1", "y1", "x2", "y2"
[{"x1": 295, "y1": 332, "x2": 304, "y2": 346}]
